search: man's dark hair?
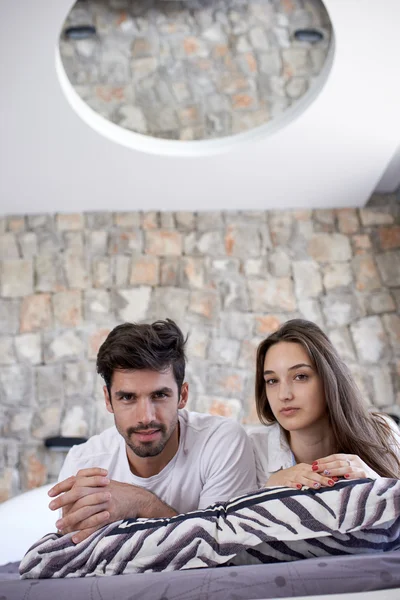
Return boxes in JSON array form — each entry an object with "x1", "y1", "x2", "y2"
[{"x1": 96, "y1": 319, "x2": 187, "y2": 396}]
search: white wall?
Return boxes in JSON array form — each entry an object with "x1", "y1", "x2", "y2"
[{"x1": 0, "y1": 0, "x2": 399, "y2": 215}]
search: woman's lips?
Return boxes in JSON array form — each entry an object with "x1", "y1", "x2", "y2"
[{"x1": 280, "y1": 408, "x2": 300, "y2": 416}]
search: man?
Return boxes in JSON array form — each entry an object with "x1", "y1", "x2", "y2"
[{"x1": 49, "y1": 319, "x2": 257, "y2": 543}]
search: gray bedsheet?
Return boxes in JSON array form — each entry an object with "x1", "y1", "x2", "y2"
[{"x1": 1, "y1": 552, "x2": 400, "y2": 599}]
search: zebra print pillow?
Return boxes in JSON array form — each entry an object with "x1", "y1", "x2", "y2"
[{"x1": 20, "y1": 478, "x2": 400, "y2": 579}]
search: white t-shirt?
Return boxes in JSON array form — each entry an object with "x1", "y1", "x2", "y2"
[
  {"x1": 58, "y1": 409, "x2": 257, "y2": 514},
  {"x1": 248, "y1": 416, "x2": 400, "y2": 488}
]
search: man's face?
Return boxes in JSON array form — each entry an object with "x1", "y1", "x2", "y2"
[{"x1": 104, "y1": 368, "x2": 188, "y2": 459}]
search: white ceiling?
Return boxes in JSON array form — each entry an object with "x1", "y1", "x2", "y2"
[{"x1": 0, "y1": 0, "x2": 400, "y2": 216}]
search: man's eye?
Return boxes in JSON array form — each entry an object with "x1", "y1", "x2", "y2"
[
  {"x1": 121, "y1": 395, "x2": 134, "y2": 401},
  {"x1": 154, "y1": 392, "x2": 167, "y2": 399}
]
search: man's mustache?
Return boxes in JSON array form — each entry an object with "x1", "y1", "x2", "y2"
[{"x1": 127, "y1": 423, "x2": 166, "y2": 436}]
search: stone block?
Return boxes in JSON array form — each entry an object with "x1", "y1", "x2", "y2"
[
  {"x1": 376, "y1": 251, "x2": 400, "y2": 287},
  {"x1": 188, "y1": 290, "x2": 220, "y2": 324},
  {"x1": 84, "y1": 289, "x2": 112, "y2": 324},
  {"x1": 20, "y1": 294, "x2": 52, "y2": 333},
  {"x1": 308, "y1": 234, "x2": 352, "y2": 263},
  {"x1": 18, "y1": 232, "x2": 38, "y2": 257},
  {"x1": 282, "y1": 47, "x2": 310, "y2": 76},
  {"x1": 219, "y1": 311, "x2": 255, "y2": 340},
  {"x1": 314, "y1": 209, "x2": 335, "y2": 230},
  {"x1": 160, "y1": 212, "x2": 175, "y2": 229},
  {"x1": 243, "y1": 258, "x2": 266, "y2": 277},
  {"x1": 130, "y1": 255, "x2": 159, "y2": 286},
  {"x1": 56, "y1": 213, "x2": 84, "y2": 231},
  {"x1": 268, "y1": 211, "x2": 294, "y2": 246},
  {"x1": 367, "y1": 291, "x2": 396, "y2": 315},
  {"x1": 108, "y1": 230, "x2": 143, "y2": 255},
  {"x1": 85, "y1": 212, "x2": 113, "y2": 229},
  {"x1": 352, "y1": 234, "x2": 372, "y2": 255},
  {"x1": 7, "y1": 216, "x2": 25, "y2": 233},
  {"x1": 27, "y1": 214, "x2": 54, "y2": 231},
  {"x1": 327, "y1": 328, "x2": 356, "y2": 363},
  {"x1": 92, "y1": 257, "x2": 112, "y2": 288},
  {"x1": 53, "y1": 290, "x2": 83, "y2": 327},
  {"x1": 224, "y1": 225, "x2": 261, "y2": 257},
  {"x1": 0, "y1": 233, "x2": 20, "y2": 258},
  {"x1": 360, "y1": 209, "x2": 394, "y2": 227},
  {"x1": 64, "y1": 251, "x2": 90, "y2": 289},
  {"x1": 297, "y1": 299, "x2": 325, "y2": 329},
  {"x1": 196, "y1": 396, "x2": 242, "y2": 420},
  {"x1": 352, "y1": 255, "x2": 382, "y2": 292},
  {"x1": 64, "y1": 231, "x2": 84, "y2": 253},
  {"x1": 207, "y1": 366, "x2": 247, "y2": 397},
  {"x1": 268, "y1": 248, "x2": 291, "y2": 277},
  {"x1": 238, "y1": 337, "x2": 263, "y2": 369},
  {"x1": 249, "y1": 277, "x2": 296, "y2": 312},
  {"x1": 86, "y1": 230, "x2": 109, "y2": 255},
  {"x1": 88, "y1": 328, "x2": 112, "y2": 361},
  {"x1": 186, "y1": 327, "x2": 210, "y2": 359},
  {"x1": 378, "y1": 226, "x2": 400, "y2": 251},
  {"x1": 175, "y1": 212, "x2": 196, "y2": 231},
  {"x1": 141, "y1": 212, "x2": 159, "y2": 230},
  {"x1": 44, "y1": 330, "x2": 85, "y2": 363},
  {"x1": 15, "y1": 333, "x2": 42, "y2": 365},
  {"x1": 336, "y1": 208, "x2": 359, "y2": 234},
  {"x1": 258, "y1": 50, "x2": 282, "y2": 75},
  {"x1": 160, "y1": 258, "x2": 179, "y2": 286},
  {"x1": 31, "y1": 405, "x2": 62, "y2": 439},
  {"x1": 149, "y1": 287, "x2": 190, "y2": 325},
  {"x1": 254, "y1": 314, "x2": 286, "y2": 336},
  {"x1": 0, "y1": 336, "x2": 16, "y2": 364},
  {"x1": 180, "y1": 257, "x2": 205, "y2": 289},
  {"x1": 1, "y1": 259, "x2": 33, "y2": 297},
  {"x1": 64, "y1": 361, "x2": 95, "y2": 397},
  {"x1": 35, "y1": 254, "x2": 66, "y2": 293},
  {"x1": 61, "y1": 405, "x2": 89, "y2": 437},
  {"x1": 209, "y1": 337, "x2": 240, "y2": 365},
  {"x1": 382, "y1": 314, "x2": 400, "y2": 354},
  {"x1": 113, "y1": 255, "x2": 131, "y2": 287},
  {"x1": 114, "y1": 212, "x2": 141, "y2": 228},
  {"x1": 197, "y1": 212, "x2": 224, "y2": 230},
  {"x1": 0, "y1": 364, "x2": 33, "y2": 406},
  {"x1": 323, "y1": 262, "x2": 352, "y2": 290},
  {"x1": 37, "y1": 230, "x2": 63, "y2": 254},
  {"x1": 0, "y1": 298, "x2": 20, "y2": 334},
  {"x1": 368, "y1": 366, "x2": 395, "y2": 408},
  {"x1": 19, "y1": 448, "x2": 48, "y2": 490},
  {"x1": 185, "y1": 230, "x2": 225, "y2": 256},
  {"x1": 293, "y1": 260, "x2": 322, "y2": 298},
  {"x1": 145, "y1": 230, "x2": 182, "y2": 256},
  {"x1": 321, "y1": 293, "x2": 361, "y2": 327},
  {"x1": 114, "y1": 287, "x2": 152, "y2": 322},
  {"x1": 350, "y1": 316, "x2": 388, "y2": 363}
]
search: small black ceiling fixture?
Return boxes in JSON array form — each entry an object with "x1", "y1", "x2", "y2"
[
  {"x1": 293, "y1": 28, "x2": 324, "y2": 43},
  {"x1": 64, "y1": 25, "x2": 97, "y2": 40},
  {"x1": 44, "y1": 436, "x2": 88, "y2": 451}
]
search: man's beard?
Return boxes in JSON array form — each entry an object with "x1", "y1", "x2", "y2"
[{"x1": 123, "y1": 416, "x2": 178, "y2": 458}]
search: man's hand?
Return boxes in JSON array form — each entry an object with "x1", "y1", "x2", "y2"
[{"x1": 49, "y1": 468, "x2": 177, "y2": 544}]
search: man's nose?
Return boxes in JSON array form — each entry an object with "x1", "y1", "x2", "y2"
[{"x1": 136, "y1": 399, "x2": 156, "y2": 424}]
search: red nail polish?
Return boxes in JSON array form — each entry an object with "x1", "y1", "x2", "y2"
[
  {"x1": 328, "y1": 479, "x2": 335, "y2": 486},
  {"x1": 312, "y1": 465, "x2": 319, "y2": 472},
  {"x1": 312, "y1": 461, "x2": 318, "y2": 466},
  {"x1": 296, "y1": 484, "x2": 302, "y2": 489},
  {"x1": 332, "y1": 477, "x2": 339, "y2": 482},
  {"x1": 344, "y1": 474, "x2": 350, "y2": 479}
]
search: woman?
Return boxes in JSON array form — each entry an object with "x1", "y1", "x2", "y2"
[{"x1": 249, "y1": 319, "x2": 400, "y2": 489}]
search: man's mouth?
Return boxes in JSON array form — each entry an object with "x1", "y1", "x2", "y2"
[{"x1": 131, "y1": 429, "x2": 162, "y2": 443}]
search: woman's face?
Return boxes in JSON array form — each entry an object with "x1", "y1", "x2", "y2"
[{"x1": 263, "y1": 341, "x2": 327, "y2": 432}]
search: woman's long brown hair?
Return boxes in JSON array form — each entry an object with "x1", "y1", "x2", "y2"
[{"x1": 255, "y1": 319, "x2": 400, "y2": 478}]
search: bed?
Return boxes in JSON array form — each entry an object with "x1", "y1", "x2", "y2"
[{"x1": 1, "y1": 480, "x2": 400, "y2": 599}]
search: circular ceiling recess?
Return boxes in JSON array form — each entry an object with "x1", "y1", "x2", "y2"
[{"x1": 59, "y1": 0, "x2": 333, "y2": 141}]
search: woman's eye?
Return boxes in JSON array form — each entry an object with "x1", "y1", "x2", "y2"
[
  {"x1": 295, "y1": 373, "x2": 308, "y2": 381},
  {"x1": 265, "y1": 379, "x2": 277, "y2": 386}
]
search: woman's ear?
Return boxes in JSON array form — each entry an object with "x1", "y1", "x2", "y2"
[{"x1": 178, "y1": 382, "x2": 189, "y2": 409}]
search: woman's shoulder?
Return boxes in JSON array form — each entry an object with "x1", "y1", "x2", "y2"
[{"x1": 247, "y1": 421, "x2": 281, "y2": 443}]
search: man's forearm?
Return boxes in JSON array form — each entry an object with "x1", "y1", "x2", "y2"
[{"x1": 135, "y1": 488, "x2": 178, "y2": 519}]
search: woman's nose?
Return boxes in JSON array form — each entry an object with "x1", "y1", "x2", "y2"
[{"x1": 278, "y1": 381, "x2": 294, "y2": 401}]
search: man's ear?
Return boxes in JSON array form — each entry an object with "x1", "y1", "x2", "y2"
[
  {"x1": 178, "y1": 382, "x2": 189, "y2": 409},
  {"x1": 104, "y1": 386, "x2": 114, "y2": 414}
]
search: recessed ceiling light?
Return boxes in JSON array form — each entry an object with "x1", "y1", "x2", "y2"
[
  {"x1": 293, "y1": 29, "x2": 324, "y2": 43},
  {"x1": 64, "y1": 25, "x2": 97, "y2": 40}
]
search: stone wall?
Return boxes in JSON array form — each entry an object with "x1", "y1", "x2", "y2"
[{"x1": 0, "y1": 197, "x2": 400, "y2": 501}]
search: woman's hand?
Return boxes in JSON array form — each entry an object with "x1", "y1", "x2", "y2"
[
  {"x1": 313, "y1": 454, "x2": 380, "y2": 480},
  {"x1": 265, "y1": 464, "x2": 337, "y2": 490}
]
